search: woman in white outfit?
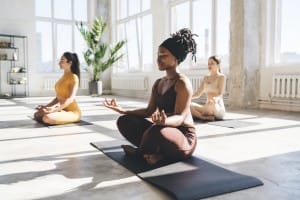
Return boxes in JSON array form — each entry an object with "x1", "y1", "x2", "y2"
[{"x1": 190, "y1": 55, "x2": 226, "y2": 121}]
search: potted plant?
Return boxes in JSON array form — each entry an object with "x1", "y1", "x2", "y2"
[{"x1": 76, "y1": 16, "x2": 126, "y2": 95}]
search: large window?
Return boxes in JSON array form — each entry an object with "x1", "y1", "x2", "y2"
[
  {"x1": 114, "y1": 0, "x2": 152, "y2": 73},
  {"x1": 35, "y1": 0, "x2": 87, "y2": 72},
  {"x1": 269, "y1": 0, "x2": 300, "y2": 65},
  {"x1": 170, "y1": 0, "x2": 230, "y2": 68}
]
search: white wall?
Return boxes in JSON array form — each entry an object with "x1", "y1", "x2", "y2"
[
  {"x1": 0, "y1": 0, "x2": 35, "y2": 96},
  {"x1": 0, "y1": 0, "x2": 89, "y2": 97}
]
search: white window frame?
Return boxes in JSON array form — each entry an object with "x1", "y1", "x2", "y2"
[
  {"x1": 35, "y1": 0, "x2": 89, "y2": 72},
  {"x1": 112, "y1": 0, "x2": 152, "y2": 74},
  {"x1": 169, "y1": 0, "x2": 230, "y2": 70},
  {"x1": 265, "y1": 0, "x2": 300, "y2": 67}
]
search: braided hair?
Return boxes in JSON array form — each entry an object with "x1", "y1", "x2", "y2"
[{"x1": 160, "y1": 28, "x2": 198, "y2": 63}]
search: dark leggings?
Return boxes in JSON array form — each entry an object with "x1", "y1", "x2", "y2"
[{"x1": 117, "y1": 114, "x2": 197, "y2": 161}]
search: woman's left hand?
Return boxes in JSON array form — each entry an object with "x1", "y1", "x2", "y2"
[
  {"x1": 42, "y1": 106, "x2": 57, "y2": 113},
  {"x1": 151, "y1": 108, "x2": 167, "y2": 125}
]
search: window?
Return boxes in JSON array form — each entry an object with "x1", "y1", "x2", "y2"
[
  {"x1": 270, "y1": 0, "x2": 300, "y2": 65},
  {"x1": 170, "y1": 0, "x2": 230, "y2": 68},
  {"x1": 114, "y1": 0, "x2": 152, "y2": 73},
  {"x1": 35, "y1": 0, "x2": 87, "y2": 72}
]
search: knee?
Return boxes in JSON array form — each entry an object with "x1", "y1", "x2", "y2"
[
  {"x1": 116, "y1": 115, "x2": 127, "y2": 129},
  {"x1": 42, "y1": 115, "x2": 55, "y2": 125},
  {"x1": 117, "y1": 114, "x2": 136, "y2": 128},
  {"x1": 34, "y1": 111, "x2": 43, "y2": 121}
]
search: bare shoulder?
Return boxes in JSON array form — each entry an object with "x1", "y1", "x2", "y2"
[
  {"x1": 175, "y1": 74, "x2": 193, "y2": 91},
  {"x1": 70, "y1": 73, "x2": 79, "y2": 82},
  {"x1": 217, "y1": 74, "x2": 225, "y2": 81}
]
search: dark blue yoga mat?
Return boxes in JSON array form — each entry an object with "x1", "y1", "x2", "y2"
[{"x1": 90, "y1": 141, "x2": 263, "y2": 200}]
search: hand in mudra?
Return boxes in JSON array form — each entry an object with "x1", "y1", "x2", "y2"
[
  {"x1": 103, "y1": 98, "x2": 125, "y2": 114},
  {"x1": 35, "y1": 105, "x2": 46, "y2": 110},
  {"x1": 151, "y1": 108, "x2": 167, "y2": 125},
  {"x1": 42, "y1": 106, "x2": 57, "y2": 113}
]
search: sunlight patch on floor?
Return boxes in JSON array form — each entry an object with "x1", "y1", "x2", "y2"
[
  {"x1": 0, "y1": 174, "x2": 92, "y2": 200},
  {"x1": 94, "y1": 176, "x2": 140, "y2": 189},
  {"x1": 198, "y1": 128, "x2": 300, "y2": 164}
]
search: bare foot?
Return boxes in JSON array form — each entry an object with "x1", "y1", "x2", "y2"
[
  {"x1": 143, "y1": 154, "x2": 163, "y2": 165},
  {"x1": 202, "y1": 115, "x2": 215, "y2": 121},
  {"x1": 121, "y1": 145, "x2": 140, "y2": 156}
]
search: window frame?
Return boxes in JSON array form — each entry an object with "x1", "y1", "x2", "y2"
[
  {"x1": 169, "y1": 0, "x2": 230, "y2": 70},
  {"x1": 112, "y1": 0, "x2": 152, "y2": 74},
  {"x1": 35, "y1": 0, "x2": 89, "y2": 72},
  {"x1": 265, "y1": 0, "x2": 300, "y2": 67}
]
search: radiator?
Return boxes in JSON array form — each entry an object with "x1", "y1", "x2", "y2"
[
  {"x1": 190, "y1": 77, "x2": 203, "y2": 92},
  {"x1": 272, "y1": 74, "x2": 300, "y2": 98},
  {"x1": 111, "y1": 76, "x2": 148, "y2": 90},
  {"x1": 44, "y1": 78, "x2": 89, "y2": 90}
]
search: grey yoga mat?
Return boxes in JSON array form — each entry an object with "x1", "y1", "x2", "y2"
[
  {"x1": 90, "y1": 141, "x2": 263, "y2": 200},
  {"x1": 208, "y1": 120, "x2": 260, "y2": 128},
  {"x1": 28, "y1": 116, "x2": 93, "y2": 128}
]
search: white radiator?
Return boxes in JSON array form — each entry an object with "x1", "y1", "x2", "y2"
[
  {"x1": 111, "y1": 76, "x2": 148, "y2": 90},
  {"x1": 44, "y1": 79, "x2": 57, "y2": 90},
  {"x1": 272, "y1": 74, "x2": 300, "y2": 98},
  {"x1": 44, "y1": 78, "x2": 89, "y2": 90},
  {"x1": 190, "y1": 77, "x2": 203, "y2": 92}
]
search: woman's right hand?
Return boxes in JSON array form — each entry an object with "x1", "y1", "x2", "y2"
[
  {"x1": 35, "y1": 105, "x2": 46, "y2": 110},
  {"x1": 103, "y1": 98, "x2": 125, "y2": 114}
]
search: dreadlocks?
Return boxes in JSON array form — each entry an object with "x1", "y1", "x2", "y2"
[{"x1": 160, "y1": 28, "x2": 198, "y2": 63}]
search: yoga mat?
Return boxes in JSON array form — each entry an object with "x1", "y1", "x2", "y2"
[
  {"x1": 91, "y1": 141, "x2": 263, "y2": 200},
  {"x1": 208, "y1": 120, "x2": 259, "y2": 128},
  {"x1": 47, "y1": 120, "x2": 93, "y2": 128},
  {"x1": 28, "y1": 116, "x2": 93, "y2": 128}
]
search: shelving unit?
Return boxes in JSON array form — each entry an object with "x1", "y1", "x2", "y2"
[{"x1": 0, "y1": 34, "x2": 28, "y2": 98}]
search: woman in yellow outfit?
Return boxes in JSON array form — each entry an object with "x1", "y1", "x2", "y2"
[{"x1": 34, "y1": 52, "x2": 81, "y2": 125}]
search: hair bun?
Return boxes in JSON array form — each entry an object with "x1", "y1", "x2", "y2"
[{"x1": 170, "y1": 28, "x2": 198, "y2": 62}]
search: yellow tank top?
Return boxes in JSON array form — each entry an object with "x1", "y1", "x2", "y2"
[{"x1": 55, "y1": 73, "x2": 81, "y2": 113}]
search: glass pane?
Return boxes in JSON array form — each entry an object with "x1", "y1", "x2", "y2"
[
  {"x1": 115, "y1": 24, "x2": 128, "y2": 73},
  {"x1": 142, "y1": 0, "x2": 151, "y2": 11},
  {"x1": 128, "y1": 0, "x2": 140, "y2": 16},
  {"x1": 56, "y1": 24, "x2": 72, "y2": 71},
  {"x1": 216, "y1": 0, "x2": 230, "y2": 66},
  {"x1": 36, "y1": 21, "x2": 53, "y2": 72},
  {"x1": 74, "y1": 0, "x2": 87, "y2": 21},
  {"x1": 118, "y1": 0, "x2": 127, "y2": 19},
  {"x1": 126, "y1": 20, "x2": 139, "y2": 71},
  {"x1": 171, "y1": 2, "x2": 190, "y2": 33},
  {"x1": 141, "y1": 15, "x2": 153, "y2": 71},
  {"x1": 35, "y1": 0, "x2": 51, "y2": 17},
  {"x1": 54, "y1": 0, "x2": 72, "y2": 20},
  {"x1": 280, "y1": 0, "x2": 300, "y2": 63},
  {"x1": 192, "y1": 0, "x2": 212, "y2": 64},
  {"x1": 74, "y1": 26, "x2": 87, "y2": 71}
]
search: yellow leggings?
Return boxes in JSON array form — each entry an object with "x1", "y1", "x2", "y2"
[{"x1": 44, "y1": 110, "x2": 81, "y2": 125}]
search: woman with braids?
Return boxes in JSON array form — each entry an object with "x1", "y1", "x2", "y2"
[
  {"x1": 34, "y1": 52, "x2": 82, "y2": 125},
  {"x1": 191, "y1": 55, "x2": 226, "y2": 121},
  {"x1": 104, "y1": 28, "x2": 198, "y2": 165}
]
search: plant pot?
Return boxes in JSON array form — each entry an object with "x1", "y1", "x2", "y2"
[{"x1": 89, "y1": 80, "x2": 102, "y2": 96}]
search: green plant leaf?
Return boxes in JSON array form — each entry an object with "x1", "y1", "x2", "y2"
[{"x1": 76, "y1": 16, "x2": 126, "y2": 81}]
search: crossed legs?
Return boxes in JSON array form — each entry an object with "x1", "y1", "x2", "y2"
[{"x1": 117, "y1": 115, "x2": 193, "y2": 164}]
